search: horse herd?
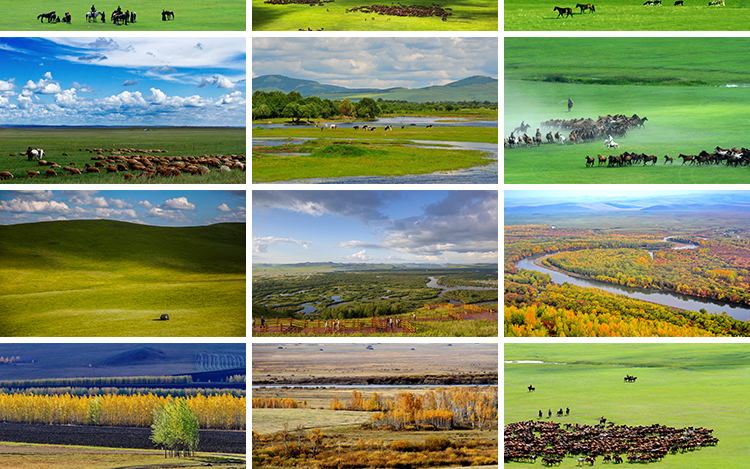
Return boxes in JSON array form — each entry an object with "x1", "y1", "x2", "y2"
[
  {"x1": 38, "y1": 8, "x2": 175, "y2": 24},
  {"x1": 586, "y1": 146, "x2": 750, "y2": 168},
  {"x1": 506, "y1": 420, "x2": 718, "y2": 466},
  {"x1": 506, "y1": 114, "x2": 647, "y2": 149}
]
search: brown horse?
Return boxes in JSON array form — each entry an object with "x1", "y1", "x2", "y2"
[
  {"x1": 554, "y1": 6, "x2": 574, "y2": 17},
  {"x1": 664, "y1": 154, "x2": 674, "y2": 164},
  {"x1": 585, "y1": 156, "x2": 595, "y2": 167},
  {"x1": 642, "y1": 154, "x2": 657, "y2": 165},
  {"x1": 576, "y1": 3, "x2": 595, "y2": 12}
]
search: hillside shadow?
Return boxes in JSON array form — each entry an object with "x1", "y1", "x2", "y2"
[{"x1": 252, "y1": 6, "x2": 289, "y2": 30}]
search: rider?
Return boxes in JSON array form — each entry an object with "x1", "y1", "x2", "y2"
[
  {"x1": 116, "y1": 5, "x2": 122, "y2": 13},
  {"x1": 91, "y1": 4, "x2": 96, "y2": 12}
]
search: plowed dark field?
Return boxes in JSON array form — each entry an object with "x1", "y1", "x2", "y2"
[{"x1": 0, "y1": 422, "x2": 245, "y2": 454}]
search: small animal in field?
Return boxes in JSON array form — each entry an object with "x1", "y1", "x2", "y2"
[
  {"x1": 554, "y1": 6, "x2": 574, "y2": 16},
  {"x1": 576, "y1": 3, "x2": 595, "y2": 12},
  {"x1": 674, "y1": 0, "x2": 683, "y2": 4}
]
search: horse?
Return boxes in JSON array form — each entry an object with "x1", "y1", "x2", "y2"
[
  {"x1": 664, "y1": 154, "x2": 674, "y2": 164},
  {"x1": 585, "y1": 156, "x2": 595, "y2": 167},
  {"x1": 674, "y1": 0, "x2": 683, "y2": 4},
  {"x1": 576, "y1": 3, "x2": 595, "y2": 12},
  {"x1": 112, "y1": 10, "x2": 128, "y2": 24},
  {"x1": 162, "y1": 9, "x2": 175, "y2": 20},
  {"x1": 554, "y1": 6, "x2": 574, "y2": 17},
  {"x1": 61, "y1": 12, "x2": 71, "y2": 23},
  {"x1": 514, "y1": 123, "x2": 530, "y2": 134},
  {"x1": 546, "y1": 132, "x2": 554, "y2": 143},
  {"x1": 597, "y1": 154, "x2": 607, "y2": 166},
  {"x1": 27, "y1": 147, "x2": 45, "y2": 161},
  {"x1": 678, "y1": 154, "x2": 696, "y2": 165},
  {"x1": 643, "y1": 154, "x2": 657, "y2": 165},
  {"x1": 86, "y1": 10, "x2": 97, "y2": 21},
  {"x1": 528, "y1": 385, "x2": 535, "y2": 392},
  {"x1": 37, "y1": 11, "x2": 56, "y2": 23}
]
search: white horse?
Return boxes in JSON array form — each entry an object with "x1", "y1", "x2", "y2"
[
  {"x1": 559, "y1": 135, "x2": 567, "y2": 145},
  {"x1": 86, "y1": 10, "x2": 104, "y2": 22},
  {"x1": 605, "y1": 135, "x2": 619, "y2": 148},
  {"x1": 27, "y1": 147, "x2": 45, "y2": 161}
]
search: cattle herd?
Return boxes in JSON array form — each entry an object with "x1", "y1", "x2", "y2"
[
  {"x1": 506, "y1": 114, "x2": 647, "y2": 148},
  {"x1": 505, "y1": 419, "x2": 718, "y2": 465},
  {"x1": 346, "y1": 3, "x2": 453, "y2": 18},
  {"x1": 1, "y1": 146, "x2": 245, "y2": 180}
]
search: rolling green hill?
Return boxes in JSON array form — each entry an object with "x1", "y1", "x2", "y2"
[
  {"x1": 253, "y1": 75, "x2": 498, "y2": 102},
  {"x1": 0, "y1": 220, "x2": 246, "y2": 337}
]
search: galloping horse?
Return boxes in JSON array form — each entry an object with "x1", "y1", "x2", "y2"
[
  {"x1": 554, "y1": 6, "x2": 574, "y2": 17},
  {"x1": 576, "y1": 3, "x2": 595, "y2": 12},
  {"x1": 514, "y1": 123, "x2": 531, "y2": 134},
  {"x1": 664, "y1": 154, "x2": 674, "y2": 164},
  {"x1": 37, "y1": 11, "x2": 57, "y2": 23}
]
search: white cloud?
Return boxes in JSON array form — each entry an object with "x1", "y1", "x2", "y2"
[
  {"x1": 164, "y1": 197, "x2": 195, "y2": 210},
  {"x1": 217, "y1": 203, "x2": 231, "y2": 212}
]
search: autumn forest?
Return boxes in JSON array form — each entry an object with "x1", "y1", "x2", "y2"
[{"x1": 504, "y1": 192, "x2": 750, "y2": 337}]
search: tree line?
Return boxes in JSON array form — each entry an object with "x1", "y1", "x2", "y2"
[
  {"x1": 0, "y1": 392, "x2": 245, "y2": 430},
  {"x1": 252, "y1": 90, "x2": 496, "y2": 122}
]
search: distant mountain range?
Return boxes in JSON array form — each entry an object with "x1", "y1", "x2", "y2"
[
  {"x1": 253, "y1": 75, "x2": 498, "y2": 103},
  {"x1": 505, "y1": 192, "x2": 750, "y2": 225}
]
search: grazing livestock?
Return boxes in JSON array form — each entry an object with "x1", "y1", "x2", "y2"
[
  {"x1": 0, "y1": 171, "x2": 13, "y2": 180},
  {"x1": 384, "y1": 125, "x2": 392, "y2": 131},
  {"x1": 554, "y1": 6, "x2": 574, "y2": 16},
  {"x1": 38, "y1": 11, "x2": 57, "y2": 22},
  {"x1": 674, "y1": 0, "x2": 683, "y2": 4},
  {"x1": 27, "y1": 170, "x2": 40, "y2": 178},
  {"x1": 162, "y1": 9, "x2": 175, "y2": 20},
  {"x1": 45, "y1": 169, "x2": 57, "y2": 177},
  {"x1": 576, "y1": 3, "x2": 595, "y2": 12},
  {"x1": 27, "y1": 147, "x2": 45, "y2": 161},
  {"x1": 708, "y1": 0, "x2": 724, "y2": 5}
]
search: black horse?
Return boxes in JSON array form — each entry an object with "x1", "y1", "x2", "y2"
[
  {"x1": 37, "y1": 11, "x2": 57, "y2": 23},
  {"x1": 162, "y1": 9, "x2": 175, "y2": 20},
  {"x1": 528, "y1": 384, "x2": 535, "y2": 392},
  {"x1": 554, "y1": 6, "x2": 574, "y2": 17}
]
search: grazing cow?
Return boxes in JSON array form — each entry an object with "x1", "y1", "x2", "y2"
[
  {"x1": 0, "y1": 171, "x2": 13, "y2": 180},
  {"x1": 426, "y1": 124, "x2": 433, "y2": 128},
  {"x1": 384, "y1": 125, "x2": 392, "y2": 131}
]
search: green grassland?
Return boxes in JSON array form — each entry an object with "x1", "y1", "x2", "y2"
[
  {"x1": 505, "y1": 0, "x2": 750, "y2": 31},
  {"x1": 253, "y1": 126, "x2": 497, "y2": 182},
  {"x1": 505, "y1": 37, "x2": 750, "y2": 184},
  {"x1": 0, "y1": 220, "x2": 246, "y2": 337},
  {"x1": 252, "y1": 0, "x2": 497, "y2": 31},
  {"x1": 0, "y1": 127, "x2": 246, "y2": 184},
  {"x1": 505, "y1": 343, "x2": 750, "y2": 468},
  {"x1": 8, "y1": 1, "x2": 245, "y2": 31}
]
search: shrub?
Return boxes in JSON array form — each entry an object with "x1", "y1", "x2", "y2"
[
  {"x1": 423, "y1": 437, "x2": 451, "y2": 452},
  {"x1": 389, "y1": 440, "x2": 416, "y2": 452}
]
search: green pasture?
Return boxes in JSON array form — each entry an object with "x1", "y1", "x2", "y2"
[
  {"x1": 505, "y1": 343, "x2": 750, "y2": 468},
  {"x1": 252, "y1": 0, "x2": 497, "y2": 31},
  {"x1": 505, "y1": 0, "x2": 750, "y2": 31},
  {"x1": 10, "y1": 0, "x2": 245, "y2": 31},
  {"x1": 505, "y1": 37, "x2": 750, "y2": 184},
  {"x1": 253, "y1": 126, "x2": 497, "y2": 182},
  {"x1": 0, "y1": 127, "x2": 246, "y2": 184},
  {"x1": 0, "y1": 220, "x2": 246, "y2": 337}
]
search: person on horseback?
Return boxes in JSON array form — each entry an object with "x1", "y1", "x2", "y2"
[
  {"x1": 568, "y1": 98, "x2": 573, "y2": 112},
  {"x1": 116, "y1": 5, "x2": 122, "y2": 13},
  {"x1": 91, "y1": 4, "x2": 96, "y2": 12}
]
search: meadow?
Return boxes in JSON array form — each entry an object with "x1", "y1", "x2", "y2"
[
  {"x1": 0, "y1": 127, "x2": 246, "y2": 184},
  {"x1": 505, "y1": 343, "x2": 750, "y2": 468},
  {"x1": 252, "y1": 0, "x2": 497, "y2": 31},
  {"x1": 504, "y1": 0, "x2": 750, "y2": 31},
  {"x1": 505, "y1": 37, "x2": 750, "y2": 184},
  {"x1": 252, "y1": 126, "x2": 497, "y2": 183},
  {"x1": 9, "y1": 1, "x2": 245, "y2": 31},
  {"x1": 0, "y1": 220, "x2": 246, "y2": 337}
]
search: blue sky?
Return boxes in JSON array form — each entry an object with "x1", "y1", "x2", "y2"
[
  {"x1": 253, "y1": 190, "x2": 498, "y2": 264},
  {"x1": 0, "y1": 37, "x2": 245, "y2": 126},
  {"x1": 252, "y1": 38, "x2": 498, "y2": 90},
  {"x1": 0, "y1": 190, "x2": 245, "y2": 226}
]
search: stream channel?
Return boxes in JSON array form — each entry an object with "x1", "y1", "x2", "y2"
[
  {"x1": 253, "y1": 117, "x2": 498, "y2": 184},
  {"x1": 515, "y1": 253, "x2": 750, "y2": 322}
]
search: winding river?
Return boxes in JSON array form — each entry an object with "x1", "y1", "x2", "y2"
[
  {"x1": 515, "y1": 254, "x2": 750, "y2": 321},
  {"x1": 426, "y1": 276, "x2": 498, "y2": 305}
]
